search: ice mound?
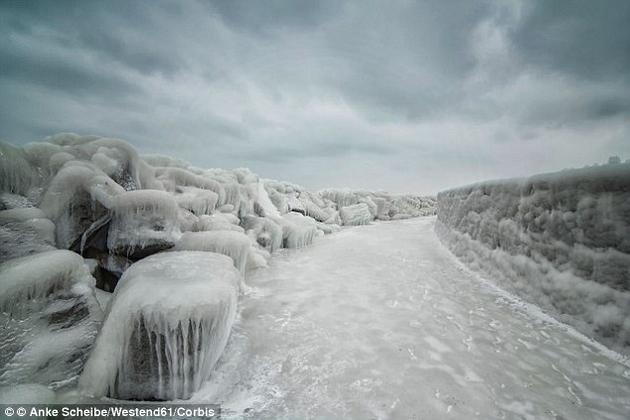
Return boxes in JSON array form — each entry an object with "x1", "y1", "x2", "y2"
[
  {"x1": 0, "y1": 142, "x2": 36, "y2": 195},
  {"x1": 79, "y1": 252, "x2": 239, "y2": 400},
  {"x1": 241, "y1": 215, "x2": 283, "y2": 253},
  {"x1": 0, "y1": 207, "x2": 56, "y2": 263},
  {"x1": 321, "y1": 188, "x2": 436, "y2": 220},
  {"x1": 40, "y1": 163, "x2": 125, "y2": 248},
  {"x1": 0, "y1": 250, "x2": 102, "y2": 388},
  {"x1": 108, "y1": 190, "x2": 179, "y2": 259},
  {"x1": 193, "y1": 214, "x2": 245, "y2": 233},
  {"x1": 174, "y1": 187, "x2": 218, "y2": 216},
  {"x1": 174, "y1": 231, "x2": 251, "y2": 274},
  {"x1": 156, "y1": 167, "x2": 225, "y2": 204},
  {"x1": 437, "y1": 162, "x2": 630, "y2": 354},
  {"x1": 278, "y1": 213, "x2": 319, "y2": 249},
  {"x1": 339, "y1": 203, "x2": 372, "y2": 226}
]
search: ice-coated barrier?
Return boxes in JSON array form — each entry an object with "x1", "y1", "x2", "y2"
[{"x1": 436, "y1": 162, "x2": 630, "y2": 353}]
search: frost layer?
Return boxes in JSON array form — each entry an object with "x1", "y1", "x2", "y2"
[
  {"x1": 79, "y1": 252, "x2": 239, "y2": 400},
  {"x1": 436, "y1": 162, "x2": 630, "y2": 353},
  {"x1": 0, "y1": 250, "x2": 102, "y2": 388}
]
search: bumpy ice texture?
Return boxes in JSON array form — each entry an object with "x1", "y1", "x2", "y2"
[
  {"x1": 436, "y1": 162, "x2": 630, "y2": 354},
  {"x1": 79, "y1": 252, "x2": 239, "y2": 400},
  {"x1": 0, "y1": 250, "x2": 102, "y2": 389}
]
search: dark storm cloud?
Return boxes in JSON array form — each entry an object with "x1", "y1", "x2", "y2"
[
  {"x1": 0, "y1": 0, "x2": 628, "y2": 193},
  {"x1": 511, "y1": 0, "x2": 630, "y2": 82}
]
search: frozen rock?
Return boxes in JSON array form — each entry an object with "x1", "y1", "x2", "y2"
[
  {"x1": 0, "y1": 208, "x2": 56, "y2": 263},
  {"x1": 174, "y1": 186, "x2": 219, "y2": 216},
  {"x1": 278, "y1": 213, "x2": 318, "y2": 249},
  {"x1": 107, "y1": 190, "x2": 179, "y2": 259},
  {"x1": 0, "y1": 250, "x2": 102, "y2": 389},
  {"x1": 79, "y1": 252, "x2": 239, "y2": 400},
  {"x1": 339, "y1": 203, "x2": 372, "y2": 226},
  {"x1": 193, "y1": 214, "x2": 245, "y2": 234},
  {"x1": 174, "y1": 231, "x2": 251, "y2": 274}
]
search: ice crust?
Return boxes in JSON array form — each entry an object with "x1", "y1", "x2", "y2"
[
  {"x1": 79, "y1": 252, "x2": 239, "y2": 400},
  {"x1": 436, "y1": 162, "x2": 630, "y2": 353},
  {"x1": 0, "y1": 250, "x2": 102, "y2": 388},
  {"x1": 174, "y1": 231, "x2": 252, "y2": 274},
  {"x1": 339, "y1": 203, "x2": 372, "y2": 226}
]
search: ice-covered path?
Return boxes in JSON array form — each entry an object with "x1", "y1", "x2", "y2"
[{"x1": 197, "y1": 217, "x2": 630, "y2": 419}]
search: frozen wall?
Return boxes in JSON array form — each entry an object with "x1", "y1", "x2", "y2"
[{"x1": 436, "y1": 162, "x2": 630, "y2": 354}]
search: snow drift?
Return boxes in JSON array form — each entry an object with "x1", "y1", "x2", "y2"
[{"x1": 436, "y1": 162, "x2": 630, "y2": 354}]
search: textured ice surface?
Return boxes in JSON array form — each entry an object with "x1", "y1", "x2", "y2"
[
  {"x1": 174, "y1": 231, "x2": 252, "y2": 274},
  {"x1": 339, "y1": 203, "x2": 372, "y2": 226},
  {"x1": 277, "y1": 213, "x2": 318, "y2": 249},
  {"x1": 0, "y1": 250, "x2": 102, "y2": 389},
  {"x1": 196, "y1": 218, "x2": 630, "y2": 419},
  {"x1": 437, "y1": 163, "x2": 630, "y2": 354},
  {"x1": 80, "y1": 252, "x2": 239, "y2": 400},
  {"x1": 107, "y1": 190, "x2": 179, "y2": 257},
  {"x1": 0, "y1": 207, "x2": 56, "y2": 263}
]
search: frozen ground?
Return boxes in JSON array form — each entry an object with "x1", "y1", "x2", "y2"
[{"x1": 196, "y1": 217, "x2": 630, "y2": 419}]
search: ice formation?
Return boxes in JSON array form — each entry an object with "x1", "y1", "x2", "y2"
[
  {"x1": 79, "y1": 252, "x2": 239, "y2": 400},
  {"x1": 0, "y1": 250, "x2": 102, "y2": 388},
  {"x1": 174, "y1": 231, "x2": 252, "y2": 274},
  {"x1": 436, "y1": 162, "x2": 630, "y2": 353},
  {"x1": 107, "y1": 190, "x2": 179, "y2": 258},
  {"x1": 0, "y1": 133, "x2": 436, "y2": 401},
  {"x1": 339, "y1": 203, "x2": 372, "y2": 226},
  {"x1": 0, "y1": 207, "x2": 56, "y2": 263}
]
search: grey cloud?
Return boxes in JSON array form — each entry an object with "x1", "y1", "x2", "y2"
[
  {"x1": 0, "y1": 0, "x2": 628, "y2": 193},
  {"x1": 511, "y1": 0, "x2": 630, "y2": 82}
]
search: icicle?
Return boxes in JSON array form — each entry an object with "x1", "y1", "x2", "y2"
[{"x1": 79, "y1": 252, "x2": 239, "y2": 401}]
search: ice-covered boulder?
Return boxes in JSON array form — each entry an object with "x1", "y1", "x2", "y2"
[
  {"x1": 339, "y1": 203, "x2": 373, "y2": 226},
  {"x1": 174, "y1": 231, "x2": 251, "y2": 274},
  {"x1": 107, "y1": 190, "x2": 179, "y2": 259},
  {"x1": 156, "y1": 167, "x2": 225, "y2": 205},
  {"x1": 437, "y1": 162, "x2": 630, "y2": 354},
  {"x1": 0, "y1": 250, "x2": 102, "y2": 389},
  {"x1": 278, "y1": 213, "x2": 319, "y2": 249},
  {"x1": 79, "y1": 252, "x2": 239, "y2": 400},
  {"x1": 321, "y1": 188, "x2": 436, "y2": 220},
  {"x1": 40, "y1": 162, "x2": 124, "y2": 248},
  {"x1": 0, "y1": 142, "x2": 36, "y2": 196},
  {"x1": 174, "y1": 186, "x2": 219, "y2": 216},
  {"x1": 0, "y1": 207, "x2": 56, "y2": 263},
  {"x1": 193, "y1": 214, "x2": 245, "y2": 233}
]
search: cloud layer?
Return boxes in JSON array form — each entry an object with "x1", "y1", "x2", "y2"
[{"x1": 1, "y1": 0, "x2": 628, "y2": 193}]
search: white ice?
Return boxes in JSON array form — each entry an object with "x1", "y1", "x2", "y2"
[
  {"x1": 174, "y1": 231, "x2": 252, "y2": 274},
  {"x1": 194, "y1": 218, "x2": 630, "y2": 419},
  {"x1": 437, "y1": 162, "x2": 630, "y2": 353},
  {"x1": 79, "y1": 251, "x2": 239, "y2": 400},
  {"x1": 0, "y1": 250, "x2": 102, "y2": 389}
]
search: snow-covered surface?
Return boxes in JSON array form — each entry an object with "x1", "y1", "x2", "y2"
[
  {"x1": 79, "y1": 251, "x2": 239, "y2": 400},
  {"x1": 436, "y1": 162, "x2": 630, "y2": 354},
  {"x1": 195, "y1": 218, "x2": 630, "y2": 419}
]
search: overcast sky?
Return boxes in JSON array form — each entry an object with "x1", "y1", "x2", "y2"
[{"x1": 1, "y1": 0, "x2": 629, "y2": 194}]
